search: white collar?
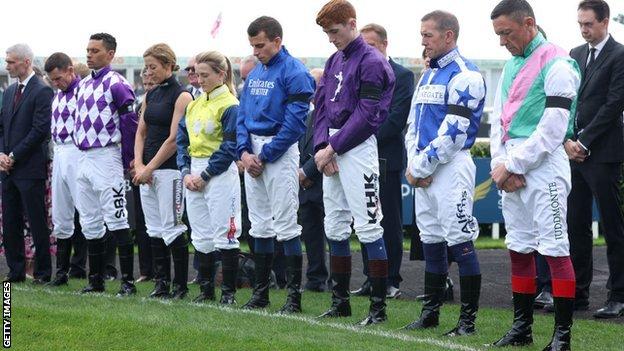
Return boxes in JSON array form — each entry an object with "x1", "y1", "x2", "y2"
[
  {"x1": 18, "y1": 70, "x2": 35, "y2": 87},
  {"x1": 590, "y1": 33, "x2": 610, "y2": 52}
]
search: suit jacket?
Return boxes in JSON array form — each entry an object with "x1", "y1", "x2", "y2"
[
  {"x1": 377, "y1": 58, "x2": 415, "y2": 172},
  {"x1": 0, "y1": 75, "x2": 53, "y2": 179},
  {"x1": 570, "y1": 35, "x2": 624, "y2": 163},
  {"x1": 299, "y1": 109, "x2": 323, "y2": 205}
]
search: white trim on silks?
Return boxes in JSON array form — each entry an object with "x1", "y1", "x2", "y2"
[
  {"x1": 75, "y1": 145, "x2": 129, "y2": 240},
  {"x1": 139, "y1": 169, "x2": 187, "y2": 245},
  {"x1": 323, "y1": 129, "x2": 383, "y2": 244},
  {"x1": 51, "y1": 144, "x2": 81, "y2": 240},
  {"x1": 15, "y1": 286, "x2": 481, "y2": 351},
  {"x1": 244, "y1": 134, "x2": 301, "y2": 241},
  {"x1": 186, "y1": 160, "x2": 241, "y2": 254}
]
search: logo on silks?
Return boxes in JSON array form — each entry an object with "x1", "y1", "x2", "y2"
[
  {"x1": 112, "y1": 183, "x2": 126, "y2": 219},
  {"x1": 227, "y1": 196, "x2": 237, "y2": 244},
  {"x1": 330, "y1": 71, "x2": 343, "y2": 102},
  {"x1": 364, "y1": 173, "x2": 380, "y2": 224},
  {"x1": 172, "y1": 179, "x2": 184, "y2": 225},
  {"x1": 248, "y1": 78, "x2": 275, "y2": 96},
  {"x1": 456, "y1": 190, "x2": 477, "y2": 234},
  {"x1": 548, "y1": 182, "x2": 564, "y2": 240}
]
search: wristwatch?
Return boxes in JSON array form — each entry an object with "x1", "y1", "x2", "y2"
[{"x1": 8, "y1": 152, "x2": 14, "y2": 160}]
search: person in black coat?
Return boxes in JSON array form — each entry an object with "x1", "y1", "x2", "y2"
[
  {"x1": 298, "y1": 68, "x2": 329, "y2": 291},
  {"x1": 565, "y1": 0, "x2": 624, "y2": 319},
  {"x1": 0, "y1": 44, "x2": 54, "y2": 283},
  {"x1": 351, "y1": 24, "x2": 414, "y2": 298}
]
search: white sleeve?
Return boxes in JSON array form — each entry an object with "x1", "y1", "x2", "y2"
[
  {"x1": 504, "y1": 60, "x2": 580, "y2": 174},
  {"x1": 404, "y1": 91, "x2": 419, "y2": 168},
  {"x1": 489, "y1": 72, "x2": 507, "y2": 170},
  {"x1": 409, "y1": 70, "x2": 486, "y2": 178}
]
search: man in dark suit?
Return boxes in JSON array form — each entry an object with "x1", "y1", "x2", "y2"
[
  {"x1": 566, "y1": 0, "x2": 624, "y2": 319},
  {"x1": 298, "y1": 68, "x2": 329, "y2": 291},
  {"x1": 351, "y1": 24, "x2": 415, "y2": 298},
  {"x1": 0, "y1": 44, "x2": 54, "y2": 283}
]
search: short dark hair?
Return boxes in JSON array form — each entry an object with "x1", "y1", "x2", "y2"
[
  {"x1": 421, "y1": 10, "x2": 460, "y2": 41},
  {"x1": 360, "y1": 23, "x2": 387, "y2": 42},
  {"x1": 578, "y1": 0, "x2": 610, "y2": 22},
  {"x1": 490, "y1": 0, "x2": 536, "y2": 23},
  {"x1": 247, "y1": 16, "x2": 283, "y2": 41},
  {"x1": 89, "y1": 33, "x2": 117, "y2": 51},
  {"x1": 44, "y1": 52, "x2": 73, "y2": 73}
]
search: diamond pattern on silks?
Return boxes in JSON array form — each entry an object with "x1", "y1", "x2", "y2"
[
  {"x1": 75, "y1": 68, "x2": 133, "y2": 150},
  {"x1": 51, "y1": 80, "x2": 79, "y2": 145}
]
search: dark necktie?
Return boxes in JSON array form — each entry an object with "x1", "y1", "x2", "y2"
[
  {"x1": 13, "y1": 83, "x2": 24, "y2": 109},
  {"x1": 587, "y1": 48, "x2": 596, "y2": 70}
]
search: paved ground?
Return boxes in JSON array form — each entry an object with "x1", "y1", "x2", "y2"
[{"x1": 6, "y1": 245, "x2": 622, "y2": 324}]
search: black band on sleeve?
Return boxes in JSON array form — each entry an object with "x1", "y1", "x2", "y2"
[
  {"x1": 447, "y1": 104, "x2": 472, "y2": 118},
  {"x1": 118, "y1": 104, "x2": 134, "y2": 115},
  {"x1": 545, "y1": 96, "x2": 572, "y2": 110},
  {"x1": 287, "y1": 93, "x2": 312, "y2": 104},
  {"x1": 359, "y1": 83, "x2": 382, "y2": 101}
]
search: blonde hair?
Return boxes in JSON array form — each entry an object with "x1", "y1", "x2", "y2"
[
  {"x1": 143, "y1": 43, "x2": 180, "y2": 72},
  {"x1": 195, "y1": 51, "x2": 236, "y2": 96}
]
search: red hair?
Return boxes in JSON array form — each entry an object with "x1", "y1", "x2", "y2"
[{"x1": 316, "y1": 0, "x2": 356, "y2": 28}]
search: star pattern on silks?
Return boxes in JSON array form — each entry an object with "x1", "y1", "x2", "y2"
[
  {"x1": 425, "y1": 146, "x2": 439, "y2": 163},
  {"x1": 444, "y1": 120, "x2": 465, "y2": 143},
  {"x1": 455, "y1": 86, "x2": 475, "y2": 107}
]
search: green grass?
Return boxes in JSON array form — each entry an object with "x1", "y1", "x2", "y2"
[{"x1": 9, "y1": 280, "x2": 623, "y2": 351}]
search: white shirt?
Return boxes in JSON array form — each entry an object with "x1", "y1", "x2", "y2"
[
  {"x1": 587, "y1": 33, "x2": 610, "y2": 64},
  {"x1": 17, "y1": 70, "x2": 35, "y2": 91}
]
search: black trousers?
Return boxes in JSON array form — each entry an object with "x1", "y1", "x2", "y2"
[
  {"x1": 299, "y1": 200, "x2": 328, "y2": 289},
  {"x1": 568, "y1": 160, "x2": 624, "y2": 302},
  {"x1": 69, "y1": 212, "x2": 87, "y2": 276},
  {"x1": 2, "y1": 178, "x2": 51, "y2": 280},
  {"x1": 360, "y1": 170, "x2": 403, "y2": 287}
]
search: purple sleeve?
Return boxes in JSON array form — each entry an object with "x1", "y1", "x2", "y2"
[
  {"x1": 328, "y1": 57, "x2": 395, "y2": 154},
  {"x1": 312, "y1": 69, "x2": 330, "y2": 152},
  {"x1": 111, "y1": 79, "x2": 137, "y2": 169}
]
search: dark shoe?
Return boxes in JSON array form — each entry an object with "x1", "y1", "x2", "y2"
[
  {"x1": 46, "y1": 275, "x2": 68, "y2": 286},
  {"x1": 53, "y1": 238, "x2": 71, "y2": 284},
  {"x1": 116, "y1": 239, "x2": 135, "y2": 285},
  {"x1": 535, "y1": 290, "x2": 554, "y2": 309},
  {"x1": 542, "y1": 297, "x2": 573, "y2": 351},
  {"x1": 32, "y1": 278, "x2": 51, "y2": 285},
  {"x1": 116, "y1": 281, "x2": 137, "y2": 297},
  {"x1": 188, "y1": 277, "x2": 199, "y2": 285},
  {"x1": 304, "y1": 283, "x2": 326, "y2": 292},
  {"x1": 104, "y1": 274, "x2": 116, "y2": 281},
  {"x1": 193, "y1": 281, "x2": 215, "y2": 303},
  {"x1": 169, "y1": 235, "x2": 189, "y2": 296},
  {"x1": 444, "y1": 275, "x2": 481, "y2": 337},
  {"x1": 148, "y1": 279, "x2": 171, "y2": 298},
  {"x1": 242, "y1": 253, "x2": 273, "y2": 310},
  {"x1": 386, "y1": 286, "x2": 401, "y2": 299},
  {"x1": 170, "y1": 283, "x2": 188, "y2": 299},
  {"x1": 404, "y1": 271, "x2": 446, "y2": 330},
  {"x1": 351, "y1": 280, "x2": 371, "y2": 296},
  {"x1": 319, "y1": 255, "x2": 352, "y2": 318},
  {"x1": 220, "y1": 249, "x2": 239, "y2": 305},
  {"x1": 278, "y1": 255, "x2": 303, "y2": 314},
  {"x1": 593, "y1": 301, "x2": 624, "y2": 319},
  {"x1": 81, "y1": 283, "x2": 105, "y2": 293},
  {"x1": 491, "y1": 293, "x2": 534, "y2": 347}
]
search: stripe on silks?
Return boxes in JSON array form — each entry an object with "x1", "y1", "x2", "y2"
[
  {"x1": 364, "y1": 173, "x2": 380, "y2": 224},
  {"x1": 173, "y1": 178, "x2": 184, "y2": 225},
  {"x1": 511, "y1": 276, "x2": 536, "y2": 294}
]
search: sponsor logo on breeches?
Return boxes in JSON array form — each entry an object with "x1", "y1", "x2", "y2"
[
  {"x1": 173, "y1": 179, "x2": 183, "y2": 225},
  {"x1": 548, "y1": 182, "x2": 564, "y2": 240},
  {"x1": 112, "y1": 184, "x2": 126, "y2": 219},
  {"x1": 456, "y1": 190, "x2": 476, "y2": 234},
  {"x1": 364, "y1": 173, "x2": 379, "y2": 224}
]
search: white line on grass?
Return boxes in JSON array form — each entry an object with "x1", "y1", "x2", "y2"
[{"x1": 15, "y1": 286, "x2": 482, "y2": 351}]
